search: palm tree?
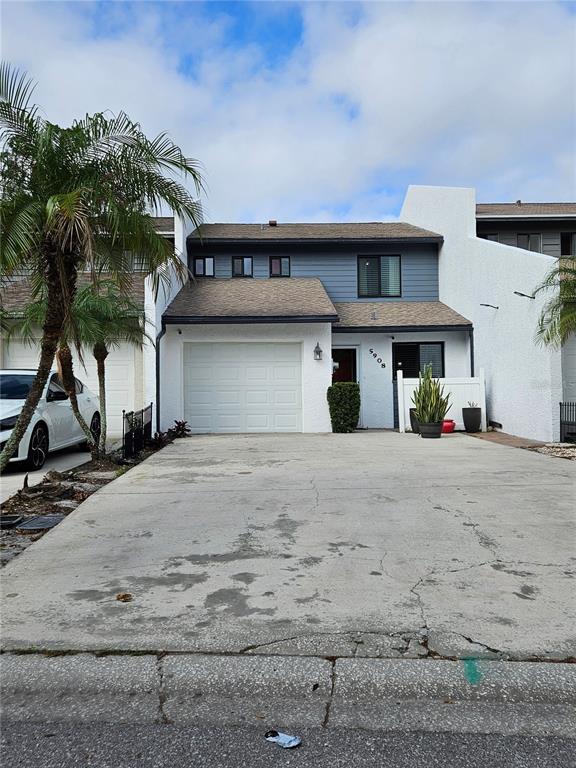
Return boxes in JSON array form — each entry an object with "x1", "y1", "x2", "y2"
[
  {"x1": 5, "y1": 280, "x2": 150, "y2": 458},
  {"x1": 0, "y1": 63, "x2": 203, "y2": 472},
  {"x1": 70, "y1": 280, "x2": 150, "y2": 453},
  {"x1": 535, "y1": 258, "x2": 576, "y2": 347}
]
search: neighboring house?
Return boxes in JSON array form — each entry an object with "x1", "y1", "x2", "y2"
[
  {"x1": 475, "y1": 201, "x2": 576, "y2": 407},
  {"x1": 403, "y1": 187, "x2": 572, "y2": 440},
  {"x1": 0, "y1": 216, "x2": 189, "y2": 436},
  {"x1": 158, "y1": 222, "x2": 473, "y2": 434},
  {"x1": 476, "y1": 202, "x2": 576, "y2": 258}
]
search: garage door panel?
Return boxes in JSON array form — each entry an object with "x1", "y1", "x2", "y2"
[
  {"x1": 246, "y1": 390, "x2": 270, "y2": 405},
  {"x1": 273, "y1": 365, "x2": 300, "y2": 382},
  {"x1": 245, "y1": 366, "x2": 270, "y2": 382},
  {"x1": 274, "y1": 390, "x2": 299, "y2": 405},
  {"x1": 183, "y1": 342, "x2": 302, "y2": 433}
]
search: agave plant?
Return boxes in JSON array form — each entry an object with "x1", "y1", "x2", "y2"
[{"x1": 411, "y1": 364, "x2": 451, "y2": 424}]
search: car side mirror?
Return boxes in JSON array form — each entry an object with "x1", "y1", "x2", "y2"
[{"x1": 47, "y1": 390, "x2": 68, "y2": 402}]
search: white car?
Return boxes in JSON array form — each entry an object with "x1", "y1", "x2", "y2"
[{"x1": 0, "y1": 369, "x2": 101, "y2": 470}]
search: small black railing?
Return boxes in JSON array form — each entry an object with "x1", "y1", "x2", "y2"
[
  {"x1": 560, "y1": 402, "x2": 576, "y2": 443},
  {"x1": 122, "y1": 403, "x2": 153, "y2": 459}
]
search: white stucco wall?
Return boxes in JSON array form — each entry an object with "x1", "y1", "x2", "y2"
[
  {"x1": 143, "y1": 215, "x2": 191, "y2": 423},
  {"x1": 333, "y1": 331, "x2": 470, "y2": 428},
  {"x1": 159, "y1": 323, "x2": 333, "y2": 432},
  {"x1": 401, "y1": 186, "x2": 563, "y2": 441}
]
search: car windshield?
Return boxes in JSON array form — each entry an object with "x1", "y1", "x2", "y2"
[{"x1": 0, "y1": 374, "x2": 36, "y2": 400}]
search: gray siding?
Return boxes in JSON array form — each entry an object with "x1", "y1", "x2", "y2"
[
  {"x1": 197, "y1": 244, "x2": 439, "y2": 302},
  {"x1": 477, "y1": 220, "x2": 571, "y2": 258}
]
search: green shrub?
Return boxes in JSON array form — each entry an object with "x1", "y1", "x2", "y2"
[
  {"x1": 411, "y1": 364, "x2": 451, "y2": 424},
  {"x1": 327, "y1": 382, "x2": 361, "y2": 433}
]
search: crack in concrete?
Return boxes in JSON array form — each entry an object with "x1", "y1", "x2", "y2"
[
  {"x1": 322, "y1": 658, "x2": 336, "y2": 728},
  {"x1": 238, "y1": 628, "x2": 418, "y2": 655},
  {"x1": 409, "y1": 577, "x2": 429, "y2": 631},
  {"x1": 156, "y1": 653, "x2": 170, "y2": 725}
]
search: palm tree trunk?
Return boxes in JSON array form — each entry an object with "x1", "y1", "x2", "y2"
[
  {"x1": 56, "y1": 345, "x2": 97, "y2": 457},
  {"x1": 0, "y1": 258, "x2": 66, "y2": 473},
  {"x1": 93, "y1": 342, "x2": 109, "y2": 454}
]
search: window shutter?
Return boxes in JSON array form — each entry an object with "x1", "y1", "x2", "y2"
[{"x1": 381, "y1": 256, "x2": 401, "y2": 296}]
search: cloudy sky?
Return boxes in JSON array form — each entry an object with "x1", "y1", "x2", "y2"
[{"x1": 2, "y1": 1, "x2": 575, "y2": 221}]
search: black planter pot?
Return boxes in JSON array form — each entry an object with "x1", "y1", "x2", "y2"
[
  {"x1": 419, "y1": 421, "x2": 443, "y2": 439},
  {"x1": 462, "y1": 407, "x2": 482, "y2": 433},
  {"x1": 409, "y1": 408, "x2": 420, "y2": 434}
]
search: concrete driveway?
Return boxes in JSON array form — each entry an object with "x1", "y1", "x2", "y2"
[{"x1": 1, "y1": 433, "x2": 575, "y2": 660}]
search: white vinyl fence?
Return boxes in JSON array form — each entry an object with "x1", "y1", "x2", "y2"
[{"x1": 397, "y1": 368, "x2": 487, "y2": 432}]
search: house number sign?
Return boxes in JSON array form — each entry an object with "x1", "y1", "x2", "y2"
[{"x1": 369, "y1": 349, "x2": 386, "y2": 368}]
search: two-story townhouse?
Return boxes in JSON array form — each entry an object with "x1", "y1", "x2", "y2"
[
  {"x1": 476, "y1": 202, "x2": 576, "y2": 258},
  {"x1": 158, "y1": 222, "x2": 473, "y2": 433}
]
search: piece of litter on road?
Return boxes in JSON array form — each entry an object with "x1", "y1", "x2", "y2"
[
  {"x1": 265, "y1": 730, "x2": 302, "y2": 749},
  {"x1": 0, "y1": 515, "x2": 24, "y2": 530},
  {"x1": 115, "y1": 592, "x2": 133, "y2": 602},
  {"x1": 16, "y1": 514, "x2": 65, "y2": 532}
]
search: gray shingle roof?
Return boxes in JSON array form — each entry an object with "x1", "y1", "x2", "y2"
[
  {"x1": 152, "y1": 216, "x2": 175, "y2": 232},
  {"x1": 1, "y1": 274, "x2": 146, "y2": 314},
  {"x1": 476, "y1": 203, "x2": 576, "y2": 218},
  {"x1": 333, "y1": 302, "x2": 471, "y2": 329},
  {"x1": 189, "y1": 222, "x2": 442, "y2": 241},
  {"x1": 163, "y1": 278, "x2": 338, "y2": 322}
]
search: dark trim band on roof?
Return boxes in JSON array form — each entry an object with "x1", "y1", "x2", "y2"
[
  {"x1": 333, "y1": 324, "x2": 472, "y2": 333},
  {"x1": 164, "y1": 314, "x2": 339, "y2": 325}
]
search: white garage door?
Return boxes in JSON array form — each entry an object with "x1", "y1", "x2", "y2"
[
  {"x1": 1, "y1": 339, "x2": 138, "y2": 436},
  {"x1": 562, "y1": 334, "x2": 576, "y2": 401},
  {"x1": 183, "y1": 342, "x2": 302, "y2": 433}
]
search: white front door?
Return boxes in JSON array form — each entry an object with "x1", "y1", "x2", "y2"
[{"x1": 182, "y1": 342, "x2": 302, "y2": 433}]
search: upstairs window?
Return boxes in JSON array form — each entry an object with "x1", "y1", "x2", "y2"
[
  {"x1": 560, "y1": 233, "x2": 576, "y2": 256},
  {"x1": 479, "y1": 233, "x2": 499, "y2": 242},
  {"x1": 232, "y1": 257, "x2": 253, "y2": 277},
  {"x1": 194, "y1": 257, "x2": 214, "y2": 277},
  {"x1": 358, "y1": 255, "x2": 401, "y2": 298},
  {"x1": 517, "y1": 233, "x2": 541, "y2": 252},
  {"x1": 270, "y1": 256, "x2": 290, "y2": 277}
]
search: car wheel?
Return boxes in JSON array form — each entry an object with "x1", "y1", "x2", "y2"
[
  {"x1": 26, "y1": 423, "x2": 49, "y2": 470},
  {"x1": 81, "y1": 412, "x2": 101, "y2": 451}
]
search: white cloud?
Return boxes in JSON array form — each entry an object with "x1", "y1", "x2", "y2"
[{"x1": 2, "y1": 1, "x2": 575, "y2": 221}]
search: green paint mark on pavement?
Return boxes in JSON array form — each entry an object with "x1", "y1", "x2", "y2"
[{"x1": 463, "y1": 658, "x2": 482, "y2": 685}]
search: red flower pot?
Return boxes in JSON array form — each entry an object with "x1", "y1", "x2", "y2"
[{"x1": 442, "y1": 419, "x2": 456, "y2": 433}]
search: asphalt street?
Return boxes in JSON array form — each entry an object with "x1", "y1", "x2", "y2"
[{"x1": 2, "y1": 724, "x2": 575, "y2": 768}]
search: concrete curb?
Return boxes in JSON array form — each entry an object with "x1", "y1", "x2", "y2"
[{"x1": 1, "y1": 653, "x2": 575, "y2": 736}]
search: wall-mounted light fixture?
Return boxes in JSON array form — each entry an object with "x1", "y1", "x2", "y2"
[
  {"x1": 314, "y1": 342, "x2": 323, "y2": 361},
  {"x1": 480, "y1": 303, "x2": 499, "y2": 309},
  {"x1": 513, "y1": 291, "x2": 535, "y2": 299},
  {"x1": 177, "y1": 328, "x2": 182, "y2": 335}
]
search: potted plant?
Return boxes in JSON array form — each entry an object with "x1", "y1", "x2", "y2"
[
  {"x1": 462, "y1": 401, "x2": 482, "y2": 433},
  {"x1": 409, "y1": 408, "x2": 420, "y2": 434},
  {"x1": 411, "y1": 364, "x2": 451, "y2": 439}
]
